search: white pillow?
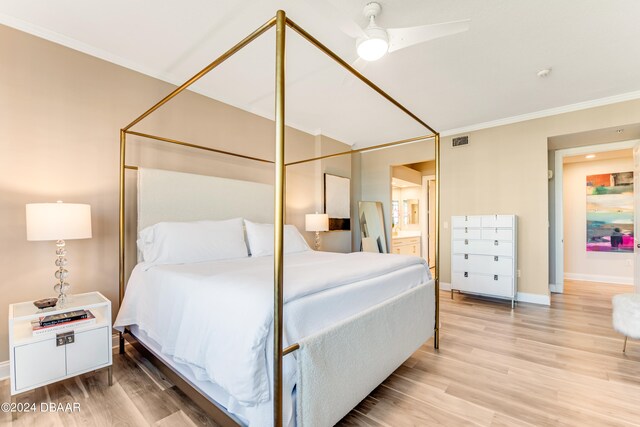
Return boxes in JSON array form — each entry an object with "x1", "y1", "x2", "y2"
[
  {"x1": 244, "y1": 220, "x2": 310, "y2": 257},
  {"x1": 137, "y1": 218, "x2": 248, "y2": 265}
]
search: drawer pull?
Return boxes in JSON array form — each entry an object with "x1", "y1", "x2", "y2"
[
  {"x1": 465, "y1": 239, "x2": 468, "y2": 245},
  {"x1": 464, "y1": 254, "x2": 468, "y2": 259},
  {"x1": 464, "y1": 227, "x2": 468, "y2": 233},
  {"x1": 494, "y1": 275, "x2": 498, "y2": 281},
  {"x1": 494, "y1": 240, "x2": 498, "y2": 246},
  {"x1": 56, "y1": 331, "x2": 74, "y2": 346},
  {"x1": 464, "y1": 272, "x2": 468, "y2": 278},
  {"x1": 494, "y1": 256, "x2": 498, "y2": 261}
]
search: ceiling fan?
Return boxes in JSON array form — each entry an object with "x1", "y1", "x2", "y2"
[{"x1": 334, "y1": 2, "x2": 471, "y2": 62}]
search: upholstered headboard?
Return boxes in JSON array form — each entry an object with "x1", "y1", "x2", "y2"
[{"x1": 137, "y1": 168, "x2": 274, "y2": 232}]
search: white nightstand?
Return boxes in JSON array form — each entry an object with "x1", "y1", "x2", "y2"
[{"x1": 9, "y1": 292, "x2": 113, "y2": 400}]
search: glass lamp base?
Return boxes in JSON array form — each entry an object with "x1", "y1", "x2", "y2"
[{"x1": 53, "y1": 240, "x2": 71, "y2": 307}]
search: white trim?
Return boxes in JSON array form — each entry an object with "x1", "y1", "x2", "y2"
[
  {"x1": 549, "y1": 283, "x2": 561, "y2": 293},
  {"x1": 553, "y1": 139, "x2": 640, "y2": 295},
  {"x1": 442, "y1": 91, "x2": 640, "y2": 137},
  {"x1": 516, "y1": 292, "x2": 551, "y2": 306},
  {"x1": 2, "y1": 12, "x2": 640, "y2": 146},
  {"x1": 0, "y1": 360, "x2": 9, "y2": 381},
  {"x1": 439, "y1": 281, "x2": 451, "y2": 291},
  {"x1": 564, "y1": 273, "x2": 634, "y2": 286},
  {"x1": 0, "y1": 13, "x2": 180, "y2": 88}
]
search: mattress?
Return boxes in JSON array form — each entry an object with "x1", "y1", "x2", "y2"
[{"x1": 115, "y1": 250, "x2": 431, "y2": 426}]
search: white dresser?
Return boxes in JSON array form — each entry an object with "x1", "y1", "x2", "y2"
[{"x1": 451, "y1": 215, "x2": 517, "y2": 308}]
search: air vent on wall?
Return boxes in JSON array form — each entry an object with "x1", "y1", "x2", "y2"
[{"x1": 452, "y1": 136, "x2": 469, "y2": 147}]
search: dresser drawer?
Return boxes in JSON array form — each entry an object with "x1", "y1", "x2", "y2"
[
  {"x1": 392, "y1": 244, "x2": 419, "y2": 255},
  {"x1": 481, "y1": 215, "x2": 514, "y2": 228},
  {"x1": 481, "y1": 228, "x2": 514, "y2": 241},
  {"x1": 452, "y1": 254, "x2": 514, "y2": 275},
  {"x1": 67, "y1": 327, "x2": 110, "y2": 375},
  {"x1": 451, "y1": 216, "x2": 481, "y2": 228},
  {"x1": 393, "y1": 237, "x2": 420, "y2": 246},
  {"x1": 452, "y1": 228, "x2": 481, "y2": 240},
  {"x1": 14, "y1": 338, "x2": 66, "y2": 391},
  {"x1": 452, "y1": 272, "x2": 514, "y2": 298},
  {"x1": 452, "y1": 239, "x2": 514, "y2": 257}
]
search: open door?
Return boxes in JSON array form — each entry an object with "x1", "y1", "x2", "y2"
[{"x1": 634, "y1": 144, "x2": 640, "y2": 293}]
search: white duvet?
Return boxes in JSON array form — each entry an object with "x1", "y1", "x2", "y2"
[{"x1": 114, "y1": 251, "x2": 429, "y2": 411}]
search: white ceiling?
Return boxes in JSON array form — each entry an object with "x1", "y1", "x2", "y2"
[{"x1": 2, "y1": 0, "x2": 640, "y2": 147}]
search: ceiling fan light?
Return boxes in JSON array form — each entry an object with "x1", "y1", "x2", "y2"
[{"x1": 357, "y1": 37, "x2": 388, "y2": 61}]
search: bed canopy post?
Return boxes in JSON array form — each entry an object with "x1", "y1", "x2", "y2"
[
  {"x1": 273, "y1": 9, "x2": 286, "y2": 427},
  {"x1": 118, "y1": 129, "x2": 126, "y2": 354},
  {"x1": 434, "y1": 133, "x2": 440, "y2": 349}
]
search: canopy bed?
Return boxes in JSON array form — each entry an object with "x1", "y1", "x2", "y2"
[{"x1": 115, "y1": 10, "x2": 441, "y2": 427}]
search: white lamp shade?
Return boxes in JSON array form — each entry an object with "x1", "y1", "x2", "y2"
[
  {"x1": 305, "y1": 213, "x2": 329, "y2": 232},
  {"x1": 26, "y1": 202, "x2": 92, "y2": 241}
]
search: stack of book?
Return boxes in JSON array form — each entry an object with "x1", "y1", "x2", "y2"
[{"x1": 31, "y1": 309, "x2": 96, "y2": 336}]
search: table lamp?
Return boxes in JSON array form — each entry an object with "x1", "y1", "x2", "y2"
[
  {"x1": 26, "y1": 201, "x2": 92, "y2": 306},
  {"x1": 305, "y1": 213, "x2": 329, "y2": 250}
]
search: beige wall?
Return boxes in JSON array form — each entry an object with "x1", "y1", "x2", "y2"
[
  {"x1": 355, "y1": 140, "x2": 435, "y2": 251},
  {"x1": 392, "y1": 166, "x2": 421, "y2": 185},
  {"x1": 440, "y1": 97, "x2": 640, "y2": 298},
  {"x1": 408, "y1": 161, "x2": 436, "y2": 176},
  {"x1": 0, "y1": 25, "x2": 349, "y2": 361},
  {"x1": 563, "y1": 156, "x2": 634, "y2": 283},
  {"x1": 317, "y1": 135, "x2": 352, "y2": 253}
]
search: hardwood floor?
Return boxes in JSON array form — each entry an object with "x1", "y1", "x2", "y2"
[{"x1": 2, "y1": 280, "x2": 638, "y2": 426}]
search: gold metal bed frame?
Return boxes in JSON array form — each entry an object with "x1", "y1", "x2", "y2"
[{"x1": 118, "y1": 10, "x2": 440, "y2": 427}]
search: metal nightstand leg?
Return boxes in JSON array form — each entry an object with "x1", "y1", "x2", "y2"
[{"x1": 10, "y1": 395, "x2": 17, "y2": 421}]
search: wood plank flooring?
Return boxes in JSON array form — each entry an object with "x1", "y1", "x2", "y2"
[{"x1": 1, "y1": 280, "x2": 638, "y2": 426}]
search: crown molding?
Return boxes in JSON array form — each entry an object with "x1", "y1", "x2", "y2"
[
  {"x1": 0, "y1": 13, "x2": 183, "y2": 87},
  {"x1": 3, "y1": 14, "x2": 640, "y2": 146},
  {"x1": 441, "y1": 90, "x2": 640, "y2": 137}
]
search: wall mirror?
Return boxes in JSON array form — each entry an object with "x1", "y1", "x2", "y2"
[
  {"x1": 358, "y1": 201, "x2": 388, "y2": 253},
  {"x1": 406, "y1": 199, "x2": 419, "y2": 224}
]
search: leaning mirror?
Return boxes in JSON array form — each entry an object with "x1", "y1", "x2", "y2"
[{"x1": 358, "y1": 201, "x2": 388, "y2": 253}]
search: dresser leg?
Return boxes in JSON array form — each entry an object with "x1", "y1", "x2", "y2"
[
  {"x1": 451, "y1": 289, "x2": 454, "y2": 299},
  {"x1": 108, "y1": 365, "x2": 113, "y2": 386}
]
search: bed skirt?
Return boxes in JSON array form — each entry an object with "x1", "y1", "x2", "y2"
[{"x1": 295, "y1": 281, "x2": 435, "y2": 427}]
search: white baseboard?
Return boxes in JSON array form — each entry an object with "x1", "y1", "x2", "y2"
[
  {"x1": 564, "y1": 273, "x2": 634, "y2": 286},
  {"x1": 438, "y1": 281, "x2": 451, "y2": 291},
  {"x1": 0, "y1": 360, "x2": 9, "y2": 381},
  {"x1": 549, "y1": 283, "x2": 561, "y2": 293},
  {"x1": 517, "y1": 292, "x2": 551, "y2": 306}
]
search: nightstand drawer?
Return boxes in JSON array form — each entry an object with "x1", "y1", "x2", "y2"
[
  {"x1": 67, "y1": 326, "x2": 110, "y2": 375},
  {"x1": 14, "y1": 338, "x2": 66, "y2": 391}
]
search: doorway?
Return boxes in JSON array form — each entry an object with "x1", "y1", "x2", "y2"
[
  {"x1": 553, "y1": 139, "x2": 639, "y2": 293},
  {"x1": 390, "y1": 163, "x2": 436, "y2": 267}
]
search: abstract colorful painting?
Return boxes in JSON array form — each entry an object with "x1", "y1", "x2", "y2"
[{"x1": 586, "y1": 171, "x2": 634, "y2": 252}]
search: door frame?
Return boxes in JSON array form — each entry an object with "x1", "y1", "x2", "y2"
[
  {"x1": 553, "y1": 139, "x2": 639, "y2": 293},
  {"x1": 422, "y1": 175, "x2": 435, "y2": 266}
]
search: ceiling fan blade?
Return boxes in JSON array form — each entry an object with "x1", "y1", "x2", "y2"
[
  {"x1": 300, "y1": 0, "x2": 365, "y2": 39},
  {"x1": 387, "y1": 19, "x2": 470, "y2": 53}
]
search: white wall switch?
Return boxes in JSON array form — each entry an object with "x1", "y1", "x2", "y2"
[
  {"x1": 517, "y1": 269, "x2": 521, "y2": 277},
  {"x1": 444, "y1": 221, "x2": 449, "y2": 229}
]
